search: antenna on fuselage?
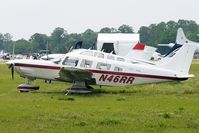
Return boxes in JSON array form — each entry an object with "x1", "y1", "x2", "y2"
[{"x1": 46, "y1": 41, "x2": 49, "y2": 60}]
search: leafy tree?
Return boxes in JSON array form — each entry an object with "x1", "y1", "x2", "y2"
[
  {"x1": 0, "y1": 19, "x2": 199, "y2": 54},
  {"x1": 81, "y1": 29, "x2": 97, "y2": 48},
  {"x1": 0, "y1": 33, "x2": 13, "y2": 52},
  {"x1": 99, "y1": 27, "x2": 112, "y2": 33},
  {"x1": 14, "y1": 39, "x2": 31, "y2": 54},
  {"x1": 139, "y1": 26, "x2": 150, "y2": 44},
  {"x1": 4, "y1": 33, "x2": 13, "y2": 42},
  {"x1": 50, "y1": 27, "x2": 68, "y2": 53},
  {"x1": 118, "y1": 24, "x2": 134, "y2": 33},
  {"x1": 166, "y1": 21, "x2": 177, "y2": 29},
  {"x1": 30, "y1": 33, "x2": 49, "y2": 52},
  {"x1": 51, "y1": 27, "x2": 67, "y2": 43},
  {"x1": 0, "y1": 33, "x2": 4, "y2": 50},
  {"x1": 99, "y1": 27, "x2": 118, "y2": 33},
  {"x1": 139, "y1": 20, "x2": 199, "y2": 47}
]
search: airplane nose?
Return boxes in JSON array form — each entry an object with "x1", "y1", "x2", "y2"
[
  {"x1": 6, "y1": 60, "x2": 14, "y2": 66},
  {"x1": 6, "y1": 60, "x2": 15, "y2": 80}
]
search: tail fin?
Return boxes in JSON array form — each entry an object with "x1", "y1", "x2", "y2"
[
  {"x1": 176, "y1": 28, "x2": 187, "y2": 45},
  {"x1": 157, "y1": 28, "x2": 198, "y2": 75}
]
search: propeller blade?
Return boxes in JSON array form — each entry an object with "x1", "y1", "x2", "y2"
[
  {"x1": 11, "y1": 66, "x2": 14, "y2": 80},
  {"x1": 8, "y1": 63, "x2": 13, "y2": 69},
  {"x1": 8, "y1": 63, "x2": 14, "y2": 80}
]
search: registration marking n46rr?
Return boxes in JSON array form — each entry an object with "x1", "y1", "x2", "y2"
[{"x1": 99, "y1": 74, "x2": 135, "y2": 84}]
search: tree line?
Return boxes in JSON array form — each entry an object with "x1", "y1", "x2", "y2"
[{"x1": 0, "y1": 20, "x2": 199, "y2": 54}]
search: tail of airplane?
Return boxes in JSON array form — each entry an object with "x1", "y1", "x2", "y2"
[
  {"x1": 125, "y1": 43, "x2": 157, "y2": 61},
  {"x1": 157, "y1": 28, "x2": 198, "y2": 75}
]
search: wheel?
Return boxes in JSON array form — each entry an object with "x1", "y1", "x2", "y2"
[{"x1": 17, "y1": 84, "x2": 40, "y2": 92}]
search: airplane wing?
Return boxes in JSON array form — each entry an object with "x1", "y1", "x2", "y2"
[{"x1": 57, "y1": 67, "x2": 93, "y2": 82}]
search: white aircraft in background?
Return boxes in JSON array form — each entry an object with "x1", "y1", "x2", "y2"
[
  {"x1": 6, "y1": 28, "x2": 198, "y2": 93},
  {"x1": 97, "y1": 33, "x2": 157, "y2": 61},
  {"x1": 40, "y1": 54, "x2": 65, "y2": 61}
]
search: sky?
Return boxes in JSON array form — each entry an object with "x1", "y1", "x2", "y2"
[{"x1": 0, "y1": 0, "x2": 198, "y2": 40}]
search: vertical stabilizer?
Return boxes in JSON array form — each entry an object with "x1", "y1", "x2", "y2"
[
  {"x1": 176, "y1": 28, "x2": 187, "y2": 45},
  {"x1": 157, "y1": 28, "x2": 197, "y2": 75}
]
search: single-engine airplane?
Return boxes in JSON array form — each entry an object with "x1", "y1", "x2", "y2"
[{"x1": 6, "y1": 28, "x2": 199, "y2": 93}]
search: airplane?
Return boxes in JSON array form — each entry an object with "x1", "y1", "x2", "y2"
[
  {"x1": 6, "y1": 28, "x2": 198, "y2": 93},
  {"x1": 40, "y1": 54, "x2": 65, "y2": 61},
  {"x1": 96, "y1": 33, "x2": 157, "y2": 61},
  {"x1": 157, "y1": 42, "x2": 199, "y2": 55}
]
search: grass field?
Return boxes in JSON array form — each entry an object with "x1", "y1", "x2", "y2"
[{"x1": 0, "y1": 62, "x2": 199, "y2": 133}]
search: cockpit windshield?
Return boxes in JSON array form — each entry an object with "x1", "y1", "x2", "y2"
[{"x1": 52, "y1": 58, "x2": 62, "y2": 64}]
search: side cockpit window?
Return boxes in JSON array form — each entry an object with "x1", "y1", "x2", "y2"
[
  {"x1": 114, "y1": 66, "x2": 123, "y2": 72},
  {"x1": 96, "y1": 62, "x2": 111, "y2": 70},
  {"x1": 80, "y1": 59, "x2": 93, "y2": 68},
  {"x1": 107, "y1": 55, "x2": 115, "y2": 60},
  {"x1": 62, "y1": 57, "x2": 79, "y2": 67},
  {"x1": 117, "y1": 57, "x2": 125, "y2": 62},
  {"x1": 80, "y1": 51, "x2": 93, "y2": 56},
  {"x1": 94, "y1": 52, "x2": 104, "y2": 58}
]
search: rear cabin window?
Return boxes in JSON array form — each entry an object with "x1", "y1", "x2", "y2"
[
  {"x1": 80, "y1": 59, "x2": 93, "y2": 68},
  {"x1": 94, "y1": 52, "x2": 98, "y2": 57},
  {"x1": 80, "y1": 51, "x2": 93, "y2": 56},
  {"x1": 97, "y1": 53, "x2": 104, "y2": 58},
  {"x1": 131, "y1": 61, "x2": 139, "y2": 64},
  {"x1": 96, "y1": 63, "x2": 111, "y2": 70},
  {"x1": 117, "y1": 57, "x2": 125, "y2": 62},
  {"x1": 94, "y1": 52, "x2": 104, "y2": 58},
  {"x1": 114, "y1": 66, "x2": 123, "y2": 72},
  {"x1": 107, "y1": 55, "x2": 115, "y2": 60},
  {"x1": 62, "y1": 57, "x2": 79, "y2": 67}
]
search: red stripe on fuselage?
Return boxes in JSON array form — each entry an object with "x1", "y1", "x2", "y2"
[
  {"x1": 14, "y1": 63, "x2": 188, "y2": 81},
  {"x1": 88, "y1": 69, "x2": 187, "y2": 81},
  {"x1": 15, "y1": 63, "x2": 61, "y2": 70}
]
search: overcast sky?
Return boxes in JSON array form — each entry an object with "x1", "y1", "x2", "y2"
[{"x1": 0, "y1": 0, "x2": 198, "y2": 40}]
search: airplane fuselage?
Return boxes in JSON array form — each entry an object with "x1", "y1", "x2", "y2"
[{"x1": 10, "y1": 49, "x2": 187, "y2": 86}]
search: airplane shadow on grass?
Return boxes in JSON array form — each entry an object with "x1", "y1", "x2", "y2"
[
  {"x1": 32, "y1": 88, "x2": 142, "y2": 96},
  {"x1": 32, "y1": 81, "x2": 185, "y2": 96}
]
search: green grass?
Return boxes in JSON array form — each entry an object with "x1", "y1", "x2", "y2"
[{"x1": 1, "y1": 62, "x2": 199, "y2": 133}]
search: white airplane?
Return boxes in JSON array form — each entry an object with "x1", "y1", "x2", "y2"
[
  {"x1": 97, "y1": 33, "x2": 157, "y2": 61},
  {"x1": 6, "y1": 28, "x2": 198, "y2": 93},
  {"x1": 40, "y1": 54, "x2": 65, "y2": 61}
]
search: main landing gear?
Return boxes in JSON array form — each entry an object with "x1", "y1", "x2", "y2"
[
  {"x1": 17, "y1": 79, "x2": 40, "y2": 92},
  {"x1": 66, "y1": 81, "x2": 93, "y2": 95}
]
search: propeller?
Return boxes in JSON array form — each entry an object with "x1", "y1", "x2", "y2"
[
  {"x1": 11, "y1": 66, "x2": 14, "y2": 80},
  {"x1": 8, "y1": 63, "x2": 14, "y2": 80}
]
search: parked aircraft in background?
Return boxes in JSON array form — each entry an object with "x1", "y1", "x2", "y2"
[
  {"x1": 6, "y1": 28, "x2": 198, "y2": 94},
  {"x1": 40, "y1": 54, "x2": 65, "y2": 61},
  {"x1": 96, "y1": 33, "x2": 157, "y2": 61}
]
